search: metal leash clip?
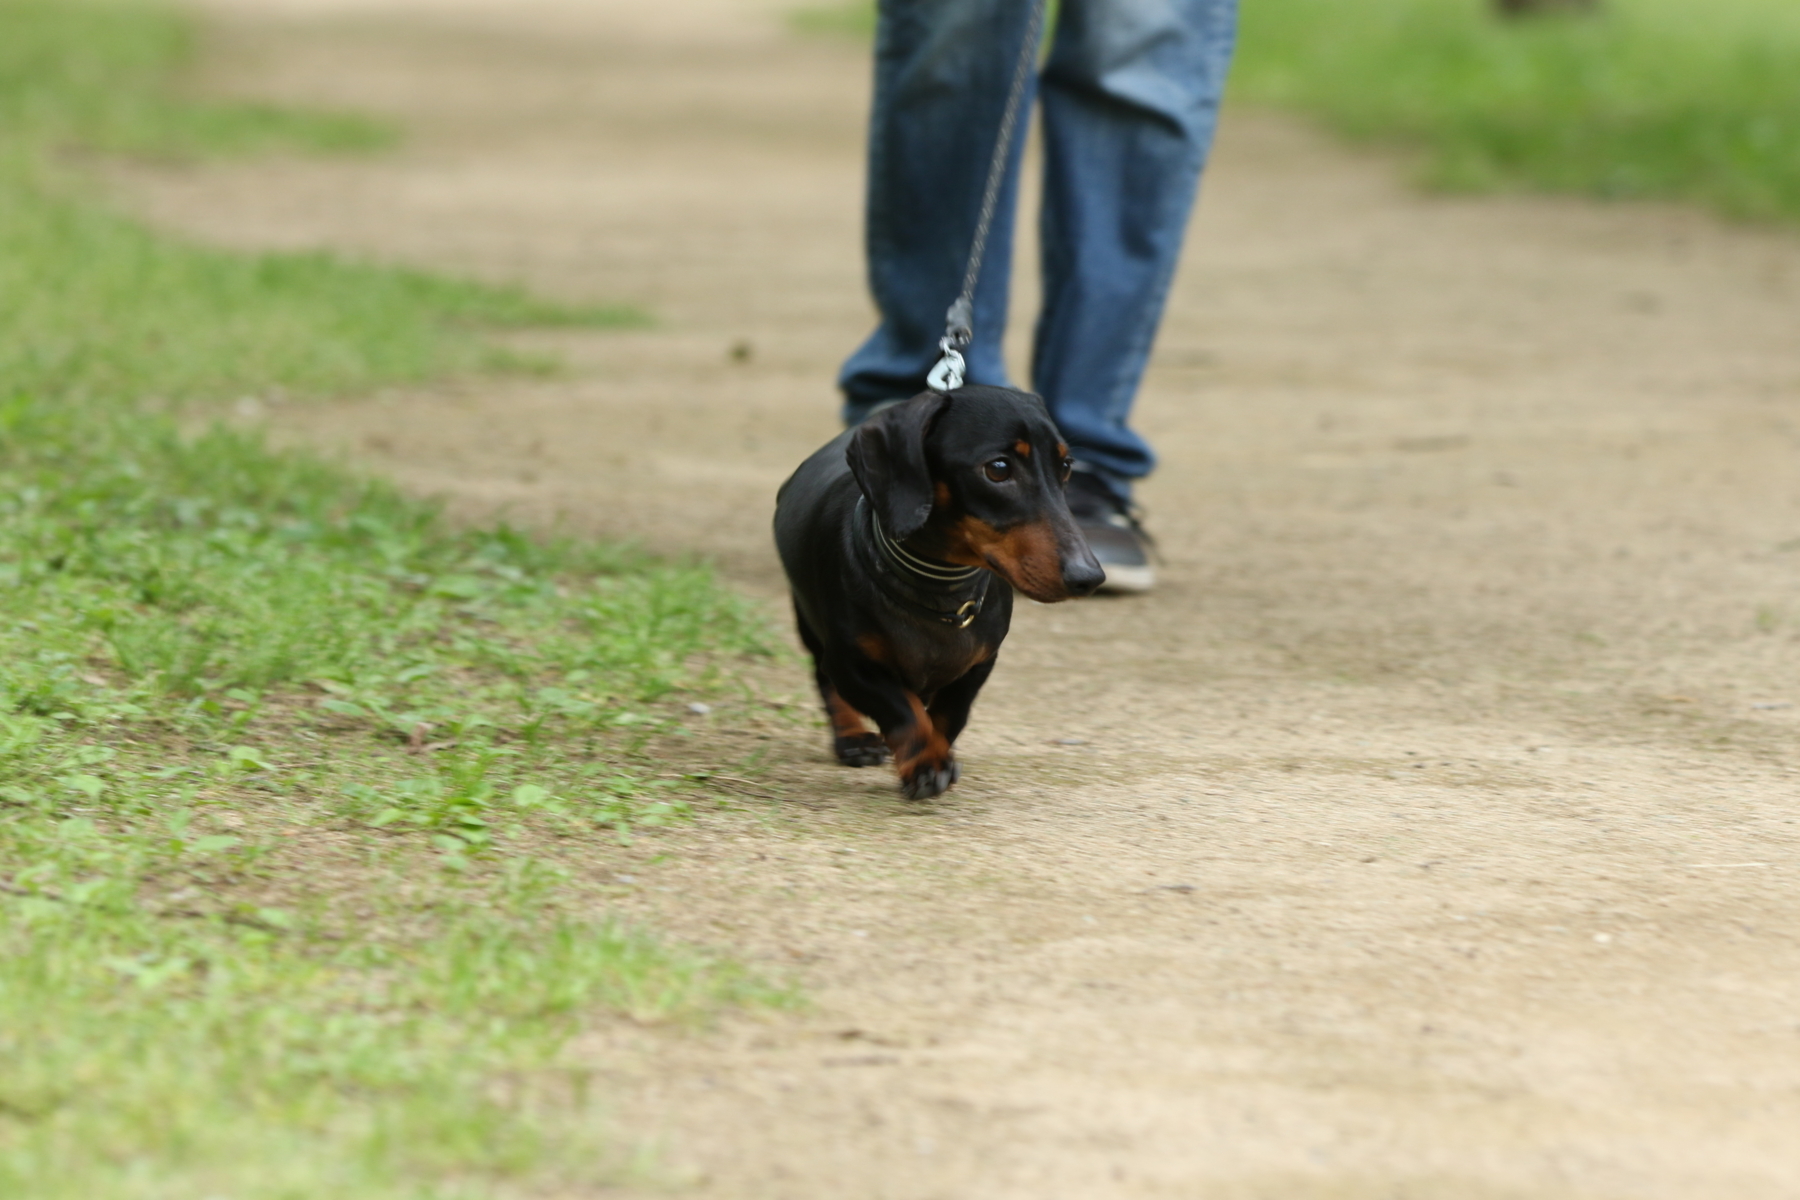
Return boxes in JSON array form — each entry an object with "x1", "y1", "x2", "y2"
[
  {"x1": 926, "y1": 297, "x2": 975, "y2": 392},
  {"x1": 926, "y1": 337, "x2": 966, "y2": 392}
]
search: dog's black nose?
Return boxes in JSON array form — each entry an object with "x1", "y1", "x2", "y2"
[{"x1": 1063, "y1": 549, "x2": 1106, "y2": 597}]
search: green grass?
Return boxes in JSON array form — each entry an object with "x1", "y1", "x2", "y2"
[
  {"x1": 1, "y1": 0, "x2": 646, "y2": 407},
  {"x1": 1, "y1": 182, "x2": 647, "y2": 405},
  {"x1": 794, "y1": 0, "x2": 1800, "y2": 224},
  {"x1": 3, "y1": 892, "x2": 771, "y2": 1198},
  {"x1": 2, "y1": 185, "x2": 653, "y2": 404},
  {"x1": 2, "y1": 1, "x2": 783, "y2": 1194},
  {"x1": 1, "y1": 397, "x2": 788, "y2": 1196},
  {"x1": 1, "y1": 0, "x2": 388, "y2": 157},
  {"x1": 788, "y1": 0, "x2": 874, "y2": 37},
  {"x1": 1233, "y1": 0, "x2": 1800, "y2": 222}
]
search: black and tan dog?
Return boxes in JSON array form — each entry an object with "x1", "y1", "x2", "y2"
[{"x1": 774, "y1": 386, "x2": 1104, "y2": 799}]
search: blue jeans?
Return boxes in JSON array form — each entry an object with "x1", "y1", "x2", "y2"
[{"x1": 839, "y1": 0, "x2": 1239, "y2": 487}]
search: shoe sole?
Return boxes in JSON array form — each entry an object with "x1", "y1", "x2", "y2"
[{"x1": 1095, "y1": 563, "x2": 1154, "y2": 594}]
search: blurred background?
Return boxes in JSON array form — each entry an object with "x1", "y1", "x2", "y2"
[
  {"x1": 790, "y1": 0, "x2": 1800, "y2": 224},
  {"x1": 1233, "y1": 0, "x2": 1800, "y2": 222},
  {"x1": 7, "y1": 0, "x2": 1798, "y2": 413}
]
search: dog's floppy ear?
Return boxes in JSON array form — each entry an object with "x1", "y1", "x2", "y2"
[{"x1": 846, "y1": 391, "x2": 952, "y2": 541}]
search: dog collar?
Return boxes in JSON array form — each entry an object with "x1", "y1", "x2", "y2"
[{"x1": 857, "y1": 500, "x2": 992, "y2": 630}]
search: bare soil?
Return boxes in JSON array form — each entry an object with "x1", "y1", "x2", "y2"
[{"x1": 127, "y1": 1, "x2": 1800, "y2": 1194}]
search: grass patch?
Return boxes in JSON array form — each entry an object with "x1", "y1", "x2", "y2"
[
  {"x1": 2, "y1": 897, "x2": 773, "y2": 1198},
  {"x1": 788, "y1": 0, "x2": 875, "y2": 38},
  {"x1": 1, "y1": 397, "x2": 788, "y2": 1196},
  {"x1": 1, "y1": 0, "x2": 646, "y2": 407},
  {"x1": 2, "y1": 1, "x2": 782, "y2": 1194},
  {"x1": 1, "y1": 183, "x2": 646, "y2": 405},
  {"x1": 1, "y1": 0, "x2": 389, "y2": 157},
  {"x1": 1233, "y1": 0, "x2": 1800, "y2": 222}
]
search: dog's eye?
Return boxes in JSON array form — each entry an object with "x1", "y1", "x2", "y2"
[
  {"x1": 1058, "y1": 457, "x2": 1073, "y2": 483},
  {"x1": 983, "y1": 458, "x2": 1012, "y2": 483}
]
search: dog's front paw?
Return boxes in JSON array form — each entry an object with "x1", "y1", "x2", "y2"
[
  {"x1": 834, "y1": 732, "x2": 889, "y2": 767},
  {"x1": 897, "y1": 756, "x2": 960, "y2": 800}
]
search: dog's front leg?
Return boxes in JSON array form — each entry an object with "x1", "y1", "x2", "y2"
[
  {"x1": 793, "y1": 605, "x2": 889, "y2": 766},
  {"x1": 924, "y1": 656, "x2": 996, "y2": 751},
  {"x1": 827, "y1": 658, "x2": 959, "y2": 800}
]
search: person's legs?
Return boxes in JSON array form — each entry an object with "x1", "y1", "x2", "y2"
[
  {"x1": 1033, "y1": 0, "x2": 1238, "y2": 489},
  {"x1": 838, "y1": 0, "x2": 1040, "y2": 424}
]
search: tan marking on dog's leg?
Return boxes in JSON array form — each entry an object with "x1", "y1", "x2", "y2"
[
  {"x1": 825, "y1": 687, "x2": 871, "y2": 740},
  {"x1": 890, "y1": 690, "x2": 953, "y2": 792}
]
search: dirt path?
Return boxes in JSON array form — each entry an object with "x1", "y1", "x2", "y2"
[{"x1": 128, "y1": 1, "x2": 1800, "y2": 1194}]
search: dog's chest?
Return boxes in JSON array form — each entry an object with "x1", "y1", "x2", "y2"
[{"x1": 860, "y1": 624, "x2": 995, "y2": 695}]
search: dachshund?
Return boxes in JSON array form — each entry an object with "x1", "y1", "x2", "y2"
[{"x1": 774, "y1": 386, "x2": 1103, "y2": 799}]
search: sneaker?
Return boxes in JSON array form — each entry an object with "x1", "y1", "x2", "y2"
[{"x1": 1064, "y1": 469, "x2": 1155, "y2": 594}]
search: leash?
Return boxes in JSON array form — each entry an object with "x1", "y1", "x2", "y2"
[{"x1": 925, "y1": 0, "x2": 1052, "y2": 394}]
